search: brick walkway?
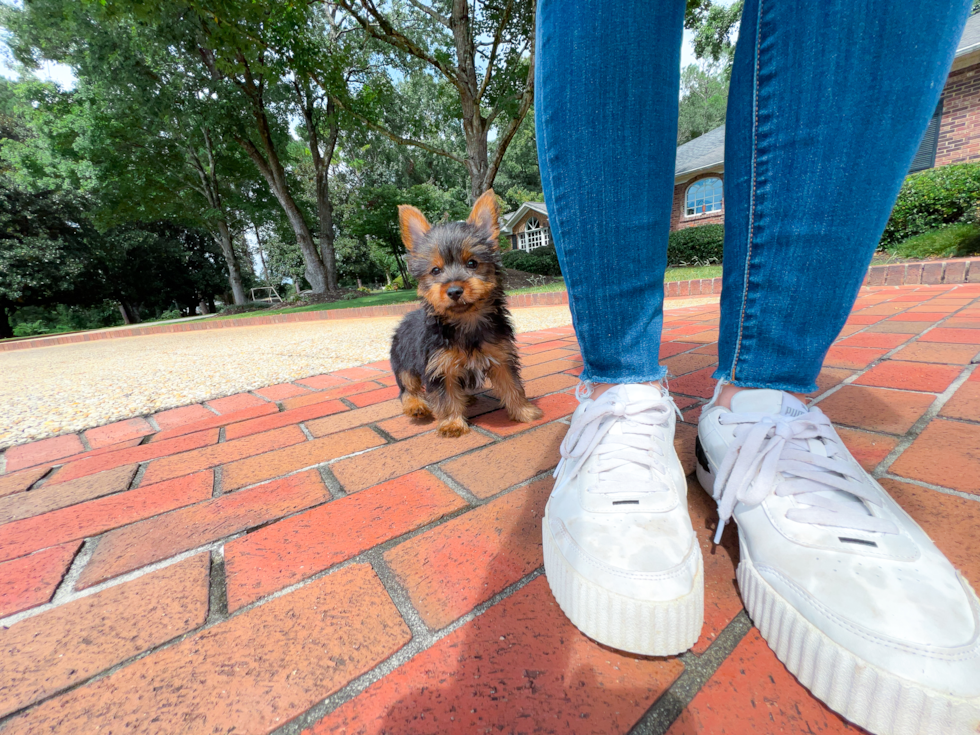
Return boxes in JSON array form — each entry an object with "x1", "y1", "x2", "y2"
[{"x1": 0, "y1": 283, "x2": 978, "y2": 735}]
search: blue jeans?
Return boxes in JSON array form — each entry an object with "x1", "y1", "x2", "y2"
[{"x1": 536, "y1": 0, "x2": 972, "y2": 392}]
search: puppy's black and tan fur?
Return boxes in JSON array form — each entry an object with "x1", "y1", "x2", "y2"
[{"x1": 390, "y1": 190, "x2": 543, "y2": 437}]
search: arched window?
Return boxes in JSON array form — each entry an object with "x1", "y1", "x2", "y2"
[
  {"x1": 517, "y1": 214, "x2": 551, "y2": 251},
  {"x1": 686, "y1": 178, "x2": 723, "y2": 217}
]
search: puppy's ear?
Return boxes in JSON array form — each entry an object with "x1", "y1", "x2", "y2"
[
  {"x1": 398, "y1": 205, "x2": 431, "y2": 252},
  {"x1": 467, "y1": 189, "x2": 500, "y2": 241}
]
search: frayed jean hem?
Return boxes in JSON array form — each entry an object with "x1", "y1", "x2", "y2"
[{"x1": 580, "y1": 366, "x2": 669, "y2": 385}]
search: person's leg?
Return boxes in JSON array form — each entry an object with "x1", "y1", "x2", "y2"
[
  {"x1": 717, "y1": 0, "x2": 973, "y2": 393},
  {"x1": 537, "y1": 0, "x2": 704, "y2": 657},
  {"x1": 697, "y1": 5, "x2": 980, "y2": 732},
  {"x1": 536, "y1": 0, "x2": 685, "y2": 388}
]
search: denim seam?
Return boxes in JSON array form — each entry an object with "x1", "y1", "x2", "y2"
[{"x1": 730, "y1": 0, "x2": 765, "y2": 382}]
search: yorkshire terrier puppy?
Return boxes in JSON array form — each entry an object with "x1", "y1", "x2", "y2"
[{"x1": 390, "y1": 189, "x2": 544, "y2": 437}]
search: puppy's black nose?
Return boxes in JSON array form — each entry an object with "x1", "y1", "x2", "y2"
[{"x1": 447, "y1": 285, "x2": 464, "y2": 301}]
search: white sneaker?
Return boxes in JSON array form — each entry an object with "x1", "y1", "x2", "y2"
[
  {"x1": 697, "y1": 386, "x2": 980, "y2": 735},
  {"x1": 543, "y1": 383, "x2": 704, "y2": 655}
]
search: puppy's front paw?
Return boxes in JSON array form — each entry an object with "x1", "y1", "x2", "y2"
[
  {"x1": 438, "y1": 417, "x2": 470, "y2": 437},
  {"x1": 508, "y1": 402, "x2": 544, "y2": 423},
  {"x1": 402, "y1": 395, "x2": 432, "y2": 418}
]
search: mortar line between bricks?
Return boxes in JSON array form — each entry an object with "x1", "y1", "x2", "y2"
[
  {"x1": 339, "y1": 397, "x2": 358, "y2": 410},
  {"x1": 77, "y1": 433, "x2": 92, "y2": 453},
  {"x1": 207, "y1": 546, "x2": 228, "y2": 624},
  {"x1": 298, "y1": 423, "x2": 315, "y2": 441},
  {"x1": 128, "y1": 463, "x2": 146, "y2": 490},
  {"x1": 263, "y1": 568, "x2": 547, "y2": 735},
  {"x1": 27, "y1": 465, "x2": 57, "y2": 491},
  {"x1": 318, "y1": 465, "x2": 346, "y2": 499},
  {"x1": 872, "y1": 363, "x2": 977, "y2": 480},
  {"x1": 628, "y1": 611, "x2": 754, "y2": 735},
  {"x1": 217, "y1": 426, "x2": 227, "y2": 443},
  {"x1": 880, "y1": 472, "x2": 980, "y2": 503},
  {"x1": 212, "y1": 465, "x2": 224, "y2": 497},
  {"x1": 0, "y1": 453, "x2": 7, "y2": 474},
  {"x1": 365, "y1": 548, "x2": 433, "y2": 640},
  {"x1": 427, "y1": 464, "x2": 483, "y2": 505},
  {"x1": 367, "y1": 423, "x2": 398, "y2": 444},
  {"x1": 49, "y1": 537, "x2": 97, "y2": 605}
]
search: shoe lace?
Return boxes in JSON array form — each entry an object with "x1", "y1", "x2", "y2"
[
  {"x1": 711, "y1": 408, "x2": 899, "y2": 543},
  {"x1": 553, "y1": 386, "x2": 682, "y2": 495}
]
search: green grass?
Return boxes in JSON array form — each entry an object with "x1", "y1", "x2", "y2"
[
  {"x1": 203, "y1": 265, "x2": 724, "y2": 322},
  {"x1": 206, "y1": 290, "x2": 421, "y2": 320},
  {"x1": 665, "y1": 264, "x2": 722, "y2": 281},
  {"x1": 889, "y1": 223, "x2": 980, "y2": 260}
]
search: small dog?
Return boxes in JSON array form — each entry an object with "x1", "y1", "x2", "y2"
[{"x1": 390, "y1": 189, "x2": 544, "y2": 437}]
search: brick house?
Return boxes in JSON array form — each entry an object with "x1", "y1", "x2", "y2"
[{"x1": 503, "y1": 13, "x2": 980, "y2": 247}]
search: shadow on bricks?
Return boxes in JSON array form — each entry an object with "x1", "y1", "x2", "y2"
[{"x1": 312, "y1": 481, "x2": 685, "y2": 733}]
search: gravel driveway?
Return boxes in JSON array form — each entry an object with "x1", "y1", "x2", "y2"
[{"x1": 0, "y1": 306, "x2": 577, "y2": 447}]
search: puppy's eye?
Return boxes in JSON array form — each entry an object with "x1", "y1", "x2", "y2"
[
  {"x1": 430, "y1": 267, "x2": 441, "y2": 276},
  {"x1": 466, "y1": 259, "x2": 478, "y2": 269}
]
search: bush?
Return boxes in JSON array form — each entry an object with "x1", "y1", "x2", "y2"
[
  {"x1": 12, "y1": 320, "x2": 49, "y2": 337},
  {"x1": 667, "y1": 224, "x2": 724, "y2": 266},
  {"x1": 500, "y1": 246, "x2": 562, "y2": 276},
  {"x1": 891, "y1": 223, "x2": 980, "y2": 259},
  {"x1": 881, "y1": 163, "x2": 980, "y2": 248},
  {"x1": 340, "y1": 292, "x2": 361, "y2": 300}
]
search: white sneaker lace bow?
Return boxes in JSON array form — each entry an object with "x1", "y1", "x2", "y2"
[
  {"x1": 711, "y1": 407, "x2": 899, "y2": 543},
  {"x1": 553, "y1": 386, "x2": 681, "y2": 495}
]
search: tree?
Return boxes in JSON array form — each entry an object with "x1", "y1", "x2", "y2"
[
  {"x1": 677, "y1": 63, "x2": 729, "y2": 144},
  {"x1": 0, "y1": 186, "x2": 101, "y2": 338},
  {"x1": 330, "y1": 0, "x2": 536, "y2": 201},
  {"x1": 684, "y1": 0, "x2": 743, "y2": 71}
]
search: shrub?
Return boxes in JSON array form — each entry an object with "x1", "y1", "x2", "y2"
[
  {"x1": 340, "y1": 292, "x2": 361, "y2": 300},
  {"x1": 881, "y1": 163, "x2": 980, "y2": 248},
  {"x1": 12, "y1": 320, "x2": 49, "y2": 337},
  {"x1": 667, "y1": 224, "x2": 724, "y2": 266},
  {"x1": 891, "y1": 223, "x2": 980, "y2": 259},
  {"x1": 500, "y1": 245, "x2": 562, "y2": 276}
]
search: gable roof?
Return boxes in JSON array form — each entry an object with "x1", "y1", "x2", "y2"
[
  {"x1": 674, "y1": 124, "x2": 725, "y2": 178},
  {"x1": 957, "y1": 12, "x2": 980, "y2": 57},
  {"x1": 500, "y1": 200, "x2": 548, "y2": 234}
]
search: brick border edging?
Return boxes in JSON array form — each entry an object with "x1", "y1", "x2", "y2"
[
  {"x1": 0, "y1": 279, "x2": 726, "y2": 353},
  {"x1": 864, "y1": 257, "x2": 979, "y2": 287}
]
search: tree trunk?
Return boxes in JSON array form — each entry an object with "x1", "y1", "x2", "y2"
[
  {"x1": 216, "y1": 219, "x2": 247, "y2": 305},
  {"x1": 187, "y1": 128, "x2": 247, "y2": 304},
  {"x1": 232, "y1": 63, "x2": 330, "y2": 294},
  {"x1": 118, "y1": 300, "x2": 140, "y2": 324},
  {"x1": 297, "y1": 85, "x2": 340, "y2": 291},
  {"x1": 253, "y1": 223, "x2": 269, "y2": 282},
  {"x1": 0, "y1": 307, "x2": 12, "y2": 340}
]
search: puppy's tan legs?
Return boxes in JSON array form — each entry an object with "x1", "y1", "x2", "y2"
[
  {"x1": 487, "y1": 357, "x2": 544, "y2": 423},
  {"x1": 399, "y1": 371, "x2": 432, "y2": 418},
  {"x1": 427, "y1": 349, "x2": 471, "y2": 437}
]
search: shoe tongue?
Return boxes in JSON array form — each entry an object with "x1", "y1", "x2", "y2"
[{"x1": 729, "y1": 389, "x2": 808, "y2": 417}]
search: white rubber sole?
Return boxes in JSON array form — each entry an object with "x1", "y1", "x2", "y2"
[
  {"x1": 696, "y1": 453, "x2": 980, "y2": 735},
  {"x1": 542, "y1": 518, "x2": 704, "y2": 656}
]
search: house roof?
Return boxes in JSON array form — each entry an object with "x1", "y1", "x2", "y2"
[
  {"x1": 500, "y1": 200, "x2": 548, "y2": 234},
  {"x1": 957, "y1": 12, "x2": 980, "y2": 57},
  {"x1": 674, "y1": 124, "x2": 725, "y2": 178}
]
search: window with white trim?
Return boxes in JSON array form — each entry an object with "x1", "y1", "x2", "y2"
[
  {"x1": 516, "y1": 215, "x2": 551, "y2": 251},
  {"x1": 685, "y1": 178, "x2": 723, "y2": 217}
]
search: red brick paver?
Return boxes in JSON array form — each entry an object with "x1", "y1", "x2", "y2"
[{"x1": 1, "y1": 283, "x2": 978, "y2": 735}]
